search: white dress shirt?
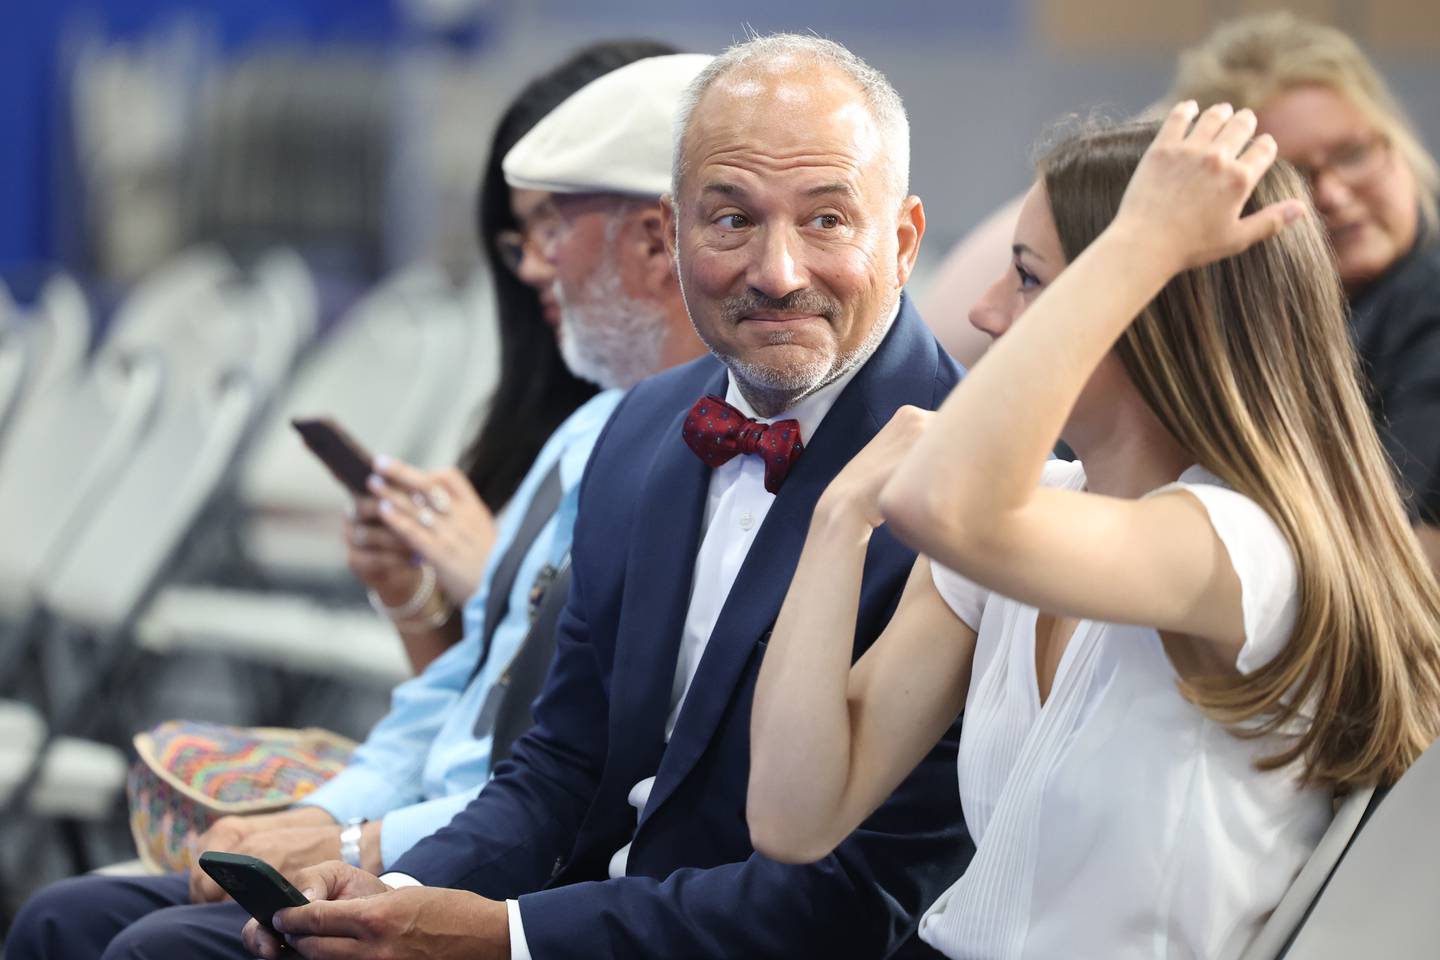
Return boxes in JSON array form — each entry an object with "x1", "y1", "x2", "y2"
[{"x1": 383, "y1": 300, "x2": 896, "y2": 959}]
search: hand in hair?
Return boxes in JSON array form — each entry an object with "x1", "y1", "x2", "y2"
[
  {"x1": 367, "y1": 457, "x2": 498, "y2": 605},
  {"x1": 1113, "y1": 101, "x2": 1308, "y2": 274}
]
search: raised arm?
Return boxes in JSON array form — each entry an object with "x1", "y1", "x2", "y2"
[
  {"x1": 749, "y1": 408, "x2": 976, "y2": 863},
  {"x1": 880, "y1": 102, "x2": 1306, "y2": 655}
]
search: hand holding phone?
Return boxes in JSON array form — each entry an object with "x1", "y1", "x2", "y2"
[
  {"x1": 198, "y1": 851, "x2": 309, "y2": 931},
  {"x1": 292, "y1": 417, "x2": 374, "y2": 496}
]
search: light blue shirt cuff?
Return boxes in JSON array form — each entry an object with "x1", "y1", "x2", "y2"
[
  {"x1": 507, "y1": 898, "x2": 532, "y2": 960},
  {"x1": 297, "y1": 763, "x2": 421, "y2": 825},
  {"x1": 376, "y1": 787, "x2": 484, "y2": 869}
]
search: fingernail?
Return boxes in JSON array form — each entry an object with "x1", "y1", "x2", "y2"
[
  {"x1": 301, "y1": 888, "x2": 316, "y2": 900},
  {"x1": 271, "y1": 913, "x2": 285, "y2": 933},
  {"x1": 379, "y1": 499, "x2": 394, "y2": 515},
  {"x1": 1284, "y1": 204, "x2": 1304, "y2": 223},
  {"x1": 374, "y1": 454, "x2": 392, "y2": 471},
  {"x1": 367, "y1": 474, "x2": 383, "y2": 492}
]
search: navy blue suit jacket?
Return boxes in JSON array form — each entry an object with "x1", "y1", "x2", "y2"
[{"x1": 392, "y1": 296, "x2": 973, "y2": 958}]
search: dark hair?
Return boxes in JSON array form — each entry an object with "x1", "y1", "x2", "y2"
[{"x1": 458, "y1": 39, "x2": 680, "y2": 511}]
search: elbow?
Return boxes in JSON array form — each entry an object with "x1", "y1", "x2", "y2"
[
  {"x1": 879, "y1": 474, "x2": 966, "y2": 554},
  {"x1": 748, "y1": 812, "x2": 840, "y2": 865},
  {"x1": 746, "y1": 788, "x2": 843, "y2": 865}
]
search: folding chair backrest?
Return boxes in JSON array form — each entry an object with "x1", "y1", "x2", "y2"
[
  {"x1": 242, "y1": 248, "x2": 318, "y2": 398},
  {"x1": 98, "y1": 246, "x2": 239, "y2": 367},
  {"x1": 0, "y1": 351, "x2": 166, "y2": 614},
  {"x1": 1275, "y1": 739, "x2": 1440, "y2": 957},
  {"x1": 40, "y1": 365, "x2": 257, "y2": 631},
  {"x1": 238, "y1": 267, "x2": 466, "y2": 516},
  {"x1": 0, "y1": 323, "x2": 27, "y2": 442},
  {"x1": 1238, "y1": 786, "x2": 1376, "y2": 960},
  {"x1": 28, "y1": 274, "x2": 92, "y2": 398},
  {"x1": 414, "y1": 273, "x2": 500, "y2": 469}
]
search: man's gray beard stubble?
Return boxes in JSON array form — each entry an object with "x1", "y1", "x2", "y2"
[
  {"x1": 687, "y1": 285, "x2": 900, "y2": 417},
  {"x1": 555, "y1": 249, "x2": 670, "y2": 391}
]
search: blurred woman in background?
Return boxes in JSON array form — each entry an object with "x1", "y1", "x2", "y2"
[
  {"x1": 347, "y1": 39, "x2": 678, "y2": 671},
  {"x1": 1173, "y1": 12, "x2": 1440, "y2": 576}
]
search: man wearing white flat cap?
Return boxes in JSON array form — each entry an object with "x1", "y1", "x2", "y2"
[
  {"x1": 500, "y1": 53, "x2": 710, "y2": 392},
  {"x1": 243, "y1": 35, "x2": 970, "y2": 960}
]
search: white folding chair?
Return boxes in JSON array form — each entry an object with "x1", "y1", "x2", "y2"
[
  {"x1": 0, "y1": 363, "x2": 259, "y2": 819},
  {"x1": 0, "y1": 700, "x2": 128, "y2": 821},
  {"x1": 1267, "y1": 739, "x2": 1439, "y2": 957},
  {"x1": 135, "y1": 266, "x2": 491, "y2": 688},
  {"x1": 96, "y1": 245, "x2": 239, "y2": 366},
  {"x1": 0, "y1": 273, "x2": 94, "y2": 464},
  {"x1": 0, "y1": 321, "x2": 28, "y2": 444},
  {"x1": 413, "y1": 270, "x2": 500, "y2": 470},
  {"x1": 0, "y1": 350, "x2": 166, "y2": 621}
]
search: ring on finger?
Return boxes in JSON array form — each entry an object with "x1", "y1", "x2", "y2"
[
  {"x1": 427, "y1": 485, "x2": 451, "y2": 515},
  {"x1": 419, "y1": 508, "x2": 436, "y2": 529}
]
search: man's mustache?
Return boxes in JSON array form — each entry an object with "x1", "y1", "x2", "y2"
[{"x1": 719, "y1": 290, "x2": 842, "y2": 324}]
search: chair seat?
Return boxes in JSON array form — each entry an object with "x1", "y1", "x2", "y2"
[
  {"x1": 136, "y1": 585, "x2": 411, "y2": 687},
  {"x1": 0, "y1": 700, "x2": 129, "y2": 820}
]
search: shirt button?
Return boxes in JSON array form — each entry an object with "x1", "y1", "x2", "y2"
[{"x1": 739, "y1": 511, "x2": 755, "y2": 531}]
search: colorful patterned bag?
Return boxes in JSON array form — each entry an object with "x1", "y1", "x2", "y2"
[{"x1": 127, "y1": 721, "x2": 356, "y2": 873}]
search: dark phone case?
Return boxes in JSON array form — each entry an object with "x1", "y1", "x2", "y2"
[
  {"x1": 198, "y1": 852, "x2": 309, "y2": 930},
  {"x1": 292, "y1": 417, "x2": 374, "y2": 496}
]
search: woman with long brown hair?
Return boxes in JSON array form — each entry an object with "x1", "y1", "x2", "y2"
[
  {"x1": 1172, "y1": 13, "x2": 1440, "y2": 576},
  {"x1": 748, "y1": 102, "x2": 1440, "y2": 958}
]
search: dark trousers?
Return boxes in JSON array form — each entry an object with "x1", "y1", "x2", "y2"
[{"x1": 7, "y1": 872, "x2": 252, "y2": 959}]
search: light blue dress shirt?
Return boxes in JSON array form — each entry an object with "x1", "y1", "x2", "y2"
[{"x1": 300, "y1": 389, "x2": 623, "y2": 867}]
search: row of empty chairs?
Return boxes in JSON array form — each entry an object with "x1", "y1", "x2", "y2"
[{"x1": 0, "y1": 247, "x2": 498, "y2": 887}]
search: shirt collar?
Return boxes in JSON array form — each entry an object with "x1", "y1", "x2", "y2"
[{"x1": 721, "y1": 297, "x2": 900, "y2": 443}]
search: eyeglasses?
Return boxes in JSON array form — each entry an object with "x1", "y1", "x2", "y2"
[
  {"x1": 494, "y1": 204, "x2": 564, "y2": 276},
  {"x1": 1289, "y1": 133, "x2": 1390, "y2": 190}
]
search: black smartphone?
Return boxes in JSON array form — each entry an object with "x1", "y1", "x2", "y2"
[
  {"x1": 292, "y1": 416, "x2": 374, "y2": 496},
  {"x1": 198, "y1": 851, "x2": 309, "y2": 931}
]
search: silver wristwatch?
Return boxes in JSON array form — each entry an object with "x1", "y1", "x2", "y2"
[{"x1": 340, "y1": 817, "x2": 366, "y2": 868}]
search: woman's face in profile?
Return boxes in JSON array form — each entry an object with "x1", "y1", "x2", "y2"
[
  {"x1": 968, "y1": 182, "x2": 1064, "y2": 341},
  {"x1": 968, "y1": 180, "x2": 1140, "y2": 445},
  {"x1": 1258, "y1": 84, "x2": 1419, "y2": 291}
]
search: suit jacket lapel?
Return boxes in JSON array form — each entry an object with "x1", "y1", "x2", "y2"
[
  {"x1": 604, "y1": 364, "x2": 728, "y2": 791},
  {"x1": 639, "y1": 296, "x2": 937, "y2": 827}
]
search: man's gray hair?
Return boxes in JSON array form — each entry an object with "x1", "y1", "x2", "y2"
[{"x1": 670, "y1": 34, "x2": 910, "y2": 204}]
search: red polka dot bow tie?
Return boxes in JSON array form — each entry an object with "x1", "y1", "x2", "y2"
[{"x1": 682, "y1": 395, "x2": 805, "y2": 494}]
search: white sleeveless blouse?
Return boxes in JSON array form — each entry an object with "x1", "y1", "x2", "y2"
[{"x1": 920, "y1": 461, "x2": 1331, "y2": 960}]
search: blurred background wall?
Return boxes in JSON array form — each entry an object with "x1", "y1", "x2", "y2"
[{"x1": 4, "y1": 0, "x2": 1438, "y2": 295}]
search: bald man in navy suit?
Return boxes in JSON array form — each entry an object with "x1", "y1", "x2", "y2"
[{"x1": 236, "y1": 34, "x2": 974, "y2": 960}]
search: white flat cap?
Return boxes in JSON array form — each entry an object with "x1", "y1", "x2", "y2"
[{"x1": 503, "y1": 53, "x2": 713, "y2": 198}]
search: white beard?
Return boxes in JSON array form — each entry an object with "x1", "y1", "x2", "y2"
[{"x1": 554, "y1": 257, "x2": 668, "y2": 391}]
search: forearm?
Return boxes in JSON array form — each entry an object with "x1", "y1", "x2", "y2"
[
  {"x1": 395, "y1": 615, "x2": 464, "y2": 674},
  {"x1": 748, "y1": 507, "x2": 872, "y2": 860},
  {"x1": 883, "y1": 226, "x2": 1172, "y2": 548}
]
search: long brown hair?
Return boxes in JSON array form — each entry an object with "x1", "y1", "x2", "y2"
[{"x1": 1040, "y1": 119, "x2": 1440, "y2": 788}]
